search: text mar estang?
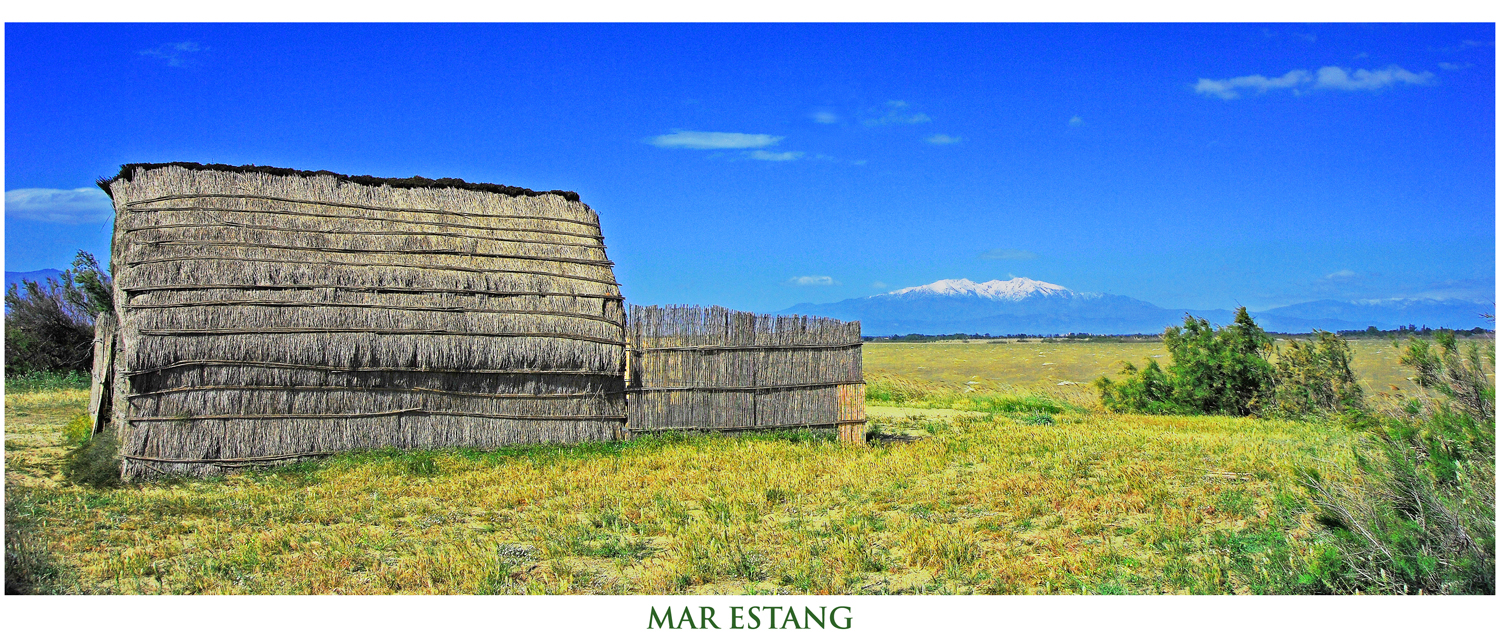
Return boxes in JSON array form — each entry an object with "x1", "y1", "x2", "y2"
[{"x1": 648, "y1": 606, "x2": 852, "y2": 630}]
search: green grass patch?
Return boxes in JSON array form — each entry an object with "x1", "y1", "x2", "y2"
[
  {"x1": 5, "y1": 370, "x2": 89, "y2": 394},
  {"x1": 867, "y1": 372, "x2": 1077, "y2": 415}
]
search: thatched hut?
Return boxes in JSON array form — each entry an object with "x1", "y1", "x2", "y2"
[{"x1": 100, "y1": 163, "x2": 625, "y2": 480}]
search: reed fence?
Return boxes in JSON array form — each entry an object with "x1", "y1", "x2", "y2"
[{"x1": 625, "y1": 305, "x2": 865, "y2": 442}]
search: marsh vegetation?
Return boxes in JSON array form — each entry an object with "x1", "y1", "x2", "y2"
[{"x1": 6, "y1": 322, "x2": 1492, "y2": 594}]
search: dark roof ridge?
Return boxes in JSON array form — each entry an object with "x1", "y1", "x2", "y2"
[{"x1": 95, "y1": 162, "x2": 582, "y2": 203}]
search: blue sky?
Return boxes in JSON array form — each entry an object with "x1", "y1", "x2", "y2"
[{"x1": 5, "y1": 23, "x2": 1494, "y2": 313}]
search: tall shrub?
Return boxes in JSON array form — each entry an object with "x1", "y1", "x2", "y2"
[
  {"x1": 1095, "y1": 307, "x2": 1275, "y2": 416},
  {"x1": 1400, "y1": 331, "x2": 1494, "y2": 426},
  {"x1": 4, "y1": 251, "x2": 113, "y2": 376},
  {"x1": 1305, "y1": 331, "x2": 1495, "y2": 594},
  {"x1": 5, "y1": 279, "x2": 94, "y2": 375},
  {"x1": 1272, "y1": 331, "x2": 1365, "y2": 416},
  {"x1": 63, "y1": 250, "x2": 114, "y2": 318}
]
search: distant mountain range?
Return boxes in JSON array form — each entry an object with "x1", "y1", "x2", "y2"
[
  {"x1": 781, "y1": 277, "x2": 1495, "y2": 336},
  {"x1": 7, "y1": 269, "x2": 1491, "y2": 335},
  {"x1": 4, "y1": 269, "x2": 64, "y2": 294}
]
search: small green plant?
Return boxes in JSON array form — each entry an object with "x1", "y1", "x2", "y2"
[
  {"x1": 405, "y1": 451, "x2": 440, "y2": 477},
  {"x1": 867, "y1": 372, "x2": 1074, "y2": 415},
  {"x1": 61, "y1": 413, "x2": 93, "y2": 447},
  {"x1": 865, "y1": 373, "x2": 941, "y2": 404}
]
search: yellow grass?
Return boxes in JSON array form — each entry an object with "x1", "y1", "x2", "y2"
[
  {"x1": 864, "y1": 338, "x2": 1487, "y2": 396},
  {"x1": 8, "y1": 378, "x2": 1353, "y2": 594},
  {"x1": 22, "y1": 334, "x2": 1468, "y2": 594}
]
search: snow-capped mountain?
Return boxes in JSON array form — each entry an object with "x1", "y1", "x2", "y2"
[
  {"x1": 781, "y1": 277, "x2": 1181, "y2": 335},
  {"x1": 886, "y1": 277, "x2": 1074, "y2": 301},
  {"x1": 780, "y1": 277, "x2": 1494, "y2": 336}
]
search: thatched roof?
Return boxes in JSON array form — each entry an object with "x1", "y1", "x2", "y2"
[
  {"x1": 104, "y1": 164, "x2": 622, "y2": 480},
  {"x1": 97, "y1": 162, "x2": 581, "y2": 202}
]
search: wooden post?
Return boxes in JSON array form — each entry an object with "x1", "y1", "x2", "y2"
[
  {"x1": 88, "y1": 311, "x2": 117, "y2": 435},
  {"x1": 836, "y1": 382, "x2": 866, "y2": 445}
]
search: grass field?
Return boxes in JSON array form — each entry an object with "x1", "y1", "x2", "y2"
[
  {"x1": 12, "y1": 338, "x2": 1488, "y2": 594},
  {"x1": 864, "y1": 338, "x2": 1448, "y2": 395},
  {"x1": 6, "y1": 372, "x2": 1376, "y2": 595}
]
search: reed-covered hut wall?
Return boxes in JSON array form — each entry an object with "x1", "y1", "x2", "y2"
[
  {"x1": 625, "y1": 305, "x2": 865, "y2": 441},
  {"x1": 103, "y1": 163, "x2": 626, "y2": 480}
]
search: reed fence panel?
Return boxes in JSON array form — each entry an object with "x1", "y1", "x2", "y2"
[{"x1": 625, "y1": 305, "x2": 864, "y2": 442}]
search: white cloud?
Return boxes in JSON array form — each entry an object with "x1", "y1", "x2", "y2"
[
  {"x1": 980, "y1": 248, "x2": 1039, "y2": 261},
  {"x1": 139, "y1": 41, "x2": 207, "y2": 67},
  {"x1": 862, "y1": 100, "x2": 931, "y2": 126},
  {"x1": 1195, "y1": 70, "x2": 1311, "y2": 99},
  {"x1": 5, "y1": 188, "x2": 114, "y2": 224},
  {"x1": 787, "y1": 275, "x2": 837, "y2": 286},
  {"x1": 871, "y1": 281, "x2": 888, "y2": 289},
  {"x1": 1068, "y1": 115, "x2": 1084, "y2": 127},
  {"x1": 1437, "y1": 39, "x2": 1492, "y2": 53},
  {"x1": 1196, "y1": 65, "x2": 1434, "y2": 99},
  {"x1": 649, "y1": 131, "x2": 783, "y2": 149},
  {"x1": 925, "y1": 134, "x2": 961, "y2": 145},
  {"x1": 811, "y1": 110, "x2": 839, "y2": 124},
  {"x1": 748, "y1": 150, "x2": 804, "y2": 161},
  {"x1": 1315, "y1": 65, "x2": 1434, "y2": 90},
  {"x1": 1439, "y1": 62, "x2": 1473, "y2": 70},
  {"x1": 1324, "y1": 269, "x2": 1358, "y2": 279}
]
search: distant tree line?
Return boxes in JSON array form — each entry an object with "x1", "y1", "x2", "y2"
[
  {"x1": 866, "y1": 326, "x2": 1495, "y2": 344},
  {"x1": 1336, "y1": 325, "x2": 1494, "y2": 339}
]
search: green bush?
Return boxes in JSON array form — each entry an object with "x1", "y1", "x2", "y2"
[
  {"x1": 1271, "y1": 331, "x2": 1365, "y2": 416},
  {"x1": 1095, "y1": 307, "x2": 1275, "y2": 416},
  {"x1": 4, "y1": 250, "x2": 113, "y2": 377},
  {"x1": 1400, "y1": 331, "x2": 1494, "y2": 426},
  {"x1": 1094, "y1": 359, "x2": 1182, "y2": 414},
  {"x1": 1096, "y1": 311, "x2": 1372, "y2": 419},
  {"x1": 1305, "y1": 331, "x2": 1495, "y2": 594}
]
